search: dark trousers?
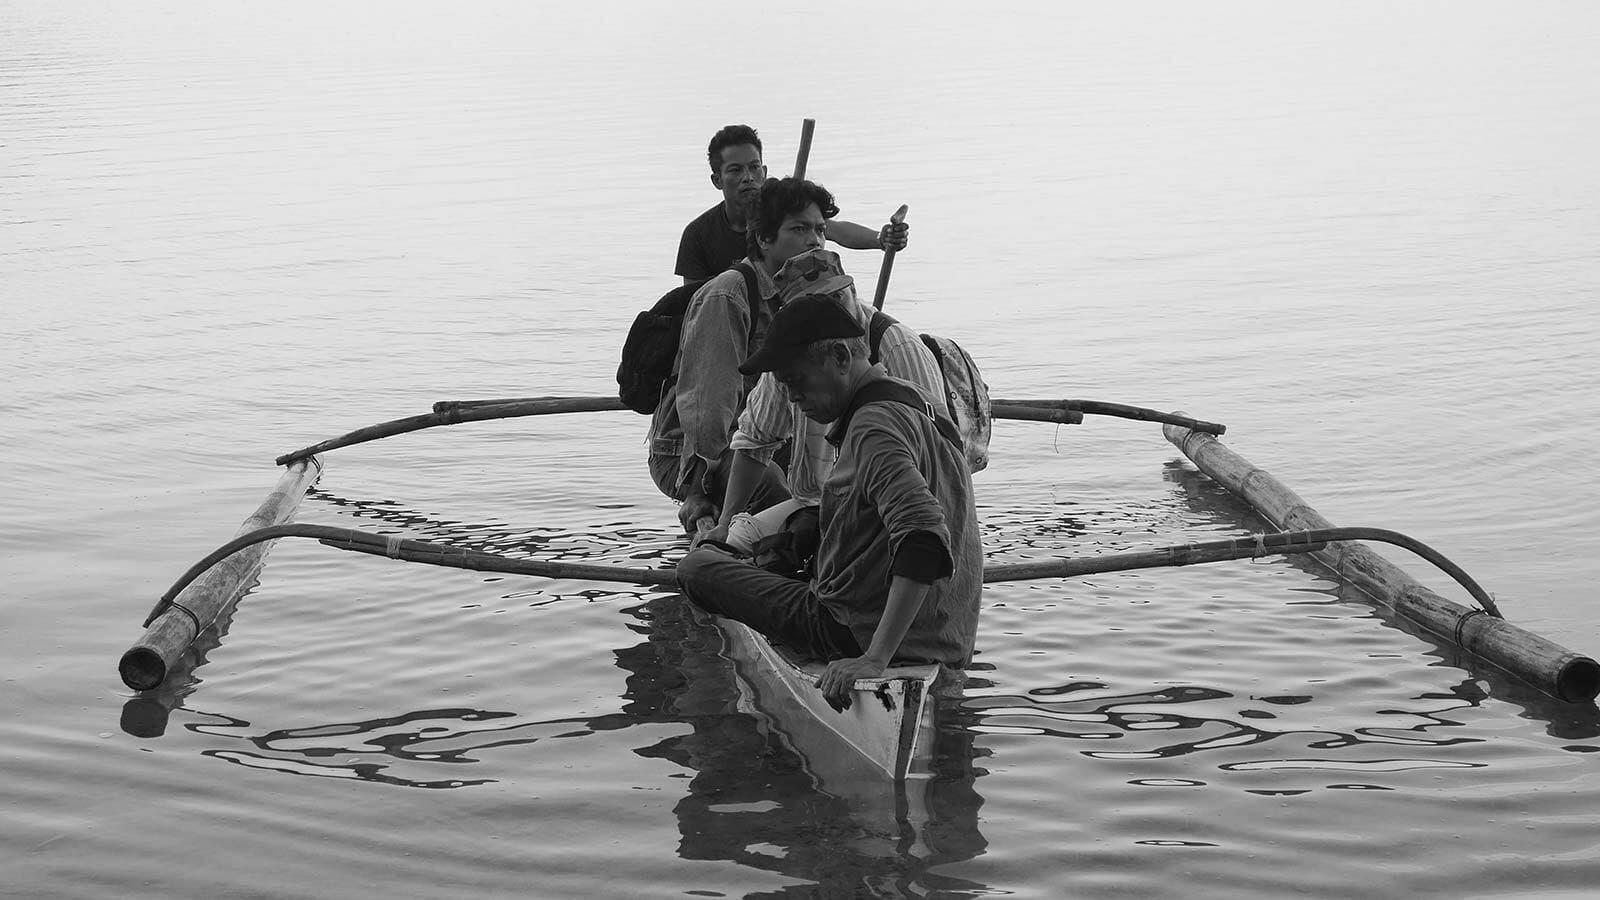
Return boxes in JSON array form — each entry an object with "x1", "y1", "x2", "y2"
[{"x1": 677, "y1": 546, "x2": 862, "y2": 662}]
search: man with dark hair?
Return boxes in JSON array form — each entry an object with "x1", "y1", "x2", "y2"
[
  {"x1": 677, "y1": 294, "x2": 983, "y2": 704},
  {"x1": 674, "y1": 124, "x2": 908, "y2": 283},
  {"x1": 649, "y1": 177, "x2": 900, "y2": 535}
]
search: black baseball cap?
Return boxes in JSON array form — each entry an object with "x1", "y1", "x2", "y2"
[{"x1": 738, "y1": 294, "x2": 866, "y2": 375}]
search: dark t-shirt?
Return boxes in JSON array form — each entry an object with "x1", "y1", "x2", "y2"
[{"x1": 675, "y1": 203, "x2": 749, "y2": 280}]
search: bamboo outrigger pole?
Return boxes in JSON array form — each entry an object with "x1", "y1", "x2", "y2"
[
  {"x1": 271, "y1": 397, "x2": 1214, "y2": 466},
  {"x1": 133, "y1": 518, "x2": 1507, "y2": 690},
  {"x1": 275, "y1": 397, "x2": 623, "y2": 466},
  {"x1": 1164, "y1": 419, "x2": 1600, "y2": 703},
  {"x1": 119, "y1": 457, "x2": 323, "y2": 691}
]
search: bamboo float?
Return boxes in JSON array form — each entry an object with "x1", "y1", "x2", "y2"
[
  {"x1": 119, "y1": 458, "x2": 323, "y2": 692},
  {"x1": 1163, "y1": 420, "x2": 1600, "y2": 703}
]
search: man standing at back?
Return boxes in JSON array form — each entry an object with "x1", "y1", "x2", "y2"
[{"x1": 675, "y1": 124, "x2": 904, "y2": 284}]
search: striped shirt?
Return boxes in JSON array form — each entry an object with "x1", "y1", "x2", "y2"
[{"x1": 730, "y1": 304, "x2": 944, "y2": 504}]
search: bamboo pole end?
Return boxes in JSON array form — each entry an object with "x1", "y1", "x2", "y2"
[
  {"x1": 119, "y1": 646, "x2": 168, "y2": 692},
  {"x1": 1556, "y1": 655, "x2": 1600, "y2": 704}
]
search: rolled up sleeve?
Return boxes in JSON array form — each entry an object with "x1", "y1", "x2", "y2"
[{"x1": 730, "y1": 373, "x2": 794, "y2": 465}]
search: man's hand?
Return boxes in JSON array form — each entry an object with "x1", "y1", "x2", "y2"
[
  {"x1": 678, "y1": 492, "x2": 718, "y2": 535},
  {"x1": 816, "y1": 655, "x2": 889, "y2": 709},
  {"x1": 878, "y1": 219, "x2": 909, "y2": 253},
  {"x1": 693, "y1": 519, "x2": 732, "y2": 549}
]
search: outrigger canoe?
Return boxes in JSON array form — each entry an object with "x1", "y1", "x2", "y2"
[{"x1": 118, "y1": 394, "x2": 1599, "y2": 789}]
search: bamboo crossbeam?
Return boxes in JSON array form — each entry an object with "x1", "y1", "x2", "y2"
[
  {"x1": 424, "y1": 396, "x2": 1214, "y2": 433},
  {"x1": 1163, "y1": 420, "x2": 1600, "y2": 703},
  {"x1": 146, "y1": 524, "x2": 678, "y2": 607},
  {"x1": 991, "y1": 403, "x2": 1084, "y2": 425},
  {"x1": 993, "y1": 399, "x2": 1225, "y2": 435},
  {"x1": 119, "y1": 458, "x2": 323, "y2": 691},
  {"x1": 275, "y1": 396, "x2": 626, "y2": 465}
]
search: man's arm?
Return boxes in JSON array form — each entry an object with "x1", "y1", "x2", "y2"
[
  {"x1": 816, "y1": 574, "x2": 932, "y2": 703},
  {"x1": 816, "y1": 410, "x2": 954, "y2": 704},
  {"x1": 676, "y1": 455, "x2": 718, "y2": 535},
  {"x1": 712, "y1": 374, "x2": 795, "y2": 538},
  {"x1": 828, "y1": 217, "x2": 909, "y2": 252},
  {"x1": 673, "y1": 275, "x2": 755, "y2": 525},
  {"x1": 702, "y1": 450, "x2": 764, "y2": 544}
]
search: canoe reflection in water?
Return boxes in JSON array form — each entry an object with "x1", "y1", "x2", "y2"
[{"x1": 621, "y1": 592, "x2": 989, "y2": 892}]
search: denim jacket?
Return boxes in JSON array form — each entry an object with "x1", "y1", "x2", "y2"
[{"x1": 648, "y1": 260, "x2": 778, "y2": 493}]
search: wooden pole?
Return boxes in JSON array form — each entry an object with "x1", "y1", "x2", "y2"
[
  {"x1": 1163, "y1": 419, "x2": 1600, "y2": 703},
  {"x1": 422, "y1": 395, "x2": 1211, "y2": 436},
  {"x1": 988, "y1": 533, "x2": 1327, "y2": 582},
  {"x1": 119, "y1": 457, "x2": 323, "y2": 691},
  {"x1": 275, "y1": 396, "x2": 624, "y2": 465},
  {"x1": 993, "y1": 399, "x2": 1224, "y2": 435},
  {"x1": 990, "y1": 403, "x2": 1084, "y2": 426},
  {"x1": 793, "y1": 118, "x2": 815, "y2": 180},
  {"x1": 148, "y1": 523, "x2": 679, "y2": 609},
  {"x1": 872, "y1": 205, "x2": 908, "y2": 311}
]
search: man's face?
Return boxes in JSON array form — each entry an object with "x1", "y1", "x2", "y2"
[
  {"x1": 711, "y1": 143, "x2": 765, "y2": 212},
  {"x1": 763, "y1": 204, "x2": 828, "y2": 268},
  {"x1": 774, "y1": 346, "x2": 851, "y2": 424}
]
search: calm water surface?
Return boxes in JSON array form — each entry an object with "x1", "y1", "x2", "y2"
[{"x1": 4, "y1": 2, "x2": 1600, "y2": 898}]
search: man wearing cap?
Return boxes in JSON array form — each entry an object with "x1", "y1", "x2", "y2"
[
  {"x1": 676, "y1": 294, "x2": 983, "y2": 703},
  {"x1": 703, "y1": 248, "x2": 945, "y2": 562},
  {"x1": 649, "y1": 177, "x2": 907, "y2": 535},
  {"x1": 676, "y1": 124, "x2": 907, "y2": 284}
]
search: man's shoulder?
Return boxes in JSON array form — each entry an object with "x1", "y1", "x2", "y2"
[
  {"x1": 684, "y1": 265, "x2": 756, "y2": 322},
  {"x1": 879, "y1": 320, "x2": 931, "y2": 352},
  {"x1": 854, "y1": 378, "x2": 935, "y2": 426},
  {"x1": 695, "y1": 264, "x2": 752, "y2": 296},
  {"x1": 682, "y1": 202, "x2": 727, "y2": 234}
]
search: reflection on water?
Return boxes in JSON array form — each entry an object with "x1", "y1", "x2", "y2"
[
  {"x1": 107, "y1": 453, "x2": 1600, "y2": 895},
  {"x1": 965, "y1": 680, "x2": 1490, "y2": 788},
  {"x1": 118, "y1": 490, "x2": 993, "y2": 895}
]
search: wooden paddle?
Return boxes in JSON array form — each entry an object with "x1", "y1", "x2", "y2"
[
  {"x1": 872, "y1": 205, "x2": 908, "y2": 310},
  {"x1": 793, "y1": 118, "x2": 815, "y2": 179}
]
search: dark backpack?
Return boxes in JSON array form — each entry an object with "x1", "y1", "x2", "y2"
[
  {"x1": 617, "y1": 262, "x2": 761, "y2": 415},
  {"x1": 867, "y1": 311, "x2": 992, "y2": 472}
]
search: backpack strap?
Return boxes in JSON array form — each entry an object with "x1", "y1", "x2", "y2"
[
  {"x1": 833, "y1": 378, "x2": 964, "y2": 453},
  {"x1": 867, "y1": 310, "x2": 898, "y2": 366},
  {"x1": 734, "y1": 261, "x2": 764, "y2": 351}
]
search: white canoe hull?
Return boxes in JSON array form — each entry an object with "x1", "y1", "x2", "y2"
[{"x1": 711, "y1": 615, "x2": 940, "y2": 782}]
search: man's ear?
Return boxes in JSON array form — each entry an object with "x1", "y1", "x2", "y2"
[
  {"x1": 831, "y1": 341, "x2": 852, "y2": 368},
  {"x1": 710, "y1": 172, "x2": 723, "y2": 190}
]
